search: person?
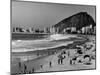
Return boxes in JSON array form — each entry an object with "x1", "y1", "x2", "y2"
[
  {"x1": 84, "y1": 55, "x2": 91, "y2": 63},
  {"x1": 61, "y1": 55, "x2": 66, "y2": 64},
  {"x1": 62, "y1": 54, "x2": 66, "y2": 64},
  {"x1": 58, "y1": 55, "x2": 61, "y2": 64},
  {"x1": 24, "y1": 65, "x2": 27, "y2": 70},
  {"x1": 71, "y1": 56, "x2": 77, "y2": 65},
  {"x1": 78, "y1": 60, "x2": 82, "y2": 63},
  {"x1": 77, "y1": 49, "x2": 83, "y2": 54},
  {"x1": 49, "y1": 61, "x2": 52, "y2": 67},
  {"x1": 84, "y1": 56, "x2": 92, "y2": 65},
  {"x1": 67, "y1": 51, "x2": 70, "y2": 57},
  {"x1": 18, "y1": 62, "x2": 22, "y2": 73},
  {"x1": 58, "y1": 54, "x2": 62, "y2": 64},
  {"x1": 58, "y1": 58, "x2": 60, "y2": 64},
  {"x1": 19, "y1": 62, "x2": 21, "y2": 68},
  {"x1": 32, "y1": 67, "x2": 34, "y2": 73},
  {"x1": 70, "y1": 59, "x2": 72, "y2": 65},
  {"x1": 61, "y1": 58, "x2": 63, "y2": 64},
  {"x1": 24, "y1": 64, "x2": 27, "y2": 74},
  {"x1": 63, "y1": 51, "x2": 66, "y2": 54},
  {"x1": 40, "y1": 64, "x2": 43, "y2": 69}
]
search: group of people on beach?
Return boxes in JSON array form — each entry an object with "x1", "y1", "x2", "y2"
[
  {"x1": 12, "y1": 62, "x2": 35, "y2": 75},
  {"x1": 57, "y1": 43, "x2": 95, "y2": 66},
  {"x1": 57, "y1": 51, "x2": 66, "y2": 64},
  {"x1": 14, "y1": 60, "x2": 52, "y2": 75}
]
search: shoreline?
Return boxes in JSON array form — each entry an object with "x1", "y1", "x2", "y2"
[{"x1": 11, "y1": 34, "x2": 87, "y2": 53}]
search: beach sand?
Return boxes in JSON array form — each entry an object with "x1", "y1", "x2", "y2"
[{"x1": 11, "y1": 34, "x2": 96, "y2": 74}]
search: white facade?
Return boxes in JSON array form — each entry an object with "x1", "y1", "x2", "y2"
[
  {"x1": 81, "y1": 27, "x2": 86, "y2": 34},
  {"x1": 29, "y1": 28, "x2": 34, "y2": 33},
  {"x1": 71, "y1": 27, "x2": 76, "y2": 32},
  {"x1": 50, "y1": 27, "x2": 56, "y2": 34}
]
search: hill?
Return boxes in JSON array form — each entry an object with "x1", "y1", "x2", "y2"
[{"x1": 54, "y1": 12, "x2": 96, "y2": 33}]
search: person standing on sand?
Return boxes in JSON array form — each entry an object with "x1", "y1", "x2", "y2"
[
  {"x1": 61, "y1": 58, "x2": 63, "y2": 64},
  {"x1": 71, "y1": 56, "x2": 77, "y2": 65},
  {"x1": 58, "y1": 58, "x2": 60, "y2": 64},
  {"x1": 19, "y1": 62, "x2": 21, "y2": 68},
  {"x1": 70, "y1": 59, "x2": 72, "y2": 65},
  {"x1": 67, "y1": 51, "x2": 70, "y2": 57},
  {"x1": 58, "y1": 54, "x2": 65, "y2": 64},
  {"x1": 58, "y1": 54, "x2": 61, "y2": 64},
  {"x1": 61, "y1": 52, "x2": 66, "y2": 64},
  {"x1": 18, "y1": 62, "x2": 22, "y2": 73},
  {"x1": 49, "y1": 61, "x2": 52, "y2": 67},
  {"x1": 24, "y1": 64, "x2": 27, "y2": 74},
  {"x1": 40, "y1": 64, "x2": 43, "y2": 69},
  {"x1": 61, "y1": 55, "x2": 66, "y2": 64},
  {"x1": 32, "y1": 67, "x2": 34, "y2": 73}
]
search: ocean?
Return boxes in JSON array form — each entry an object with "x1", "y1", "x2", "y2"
[{"x1": 12, "y1": 34, "x2": 77, "y2": 52}]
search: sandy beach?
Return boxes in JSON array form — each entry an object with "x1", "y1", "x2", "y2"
[{"x1": 11, "y1": 34, "x2": 96, "y2": 75}]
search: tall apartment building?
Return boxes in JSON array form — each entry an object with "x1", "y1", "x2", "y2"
[
  {"x1": 50, "y1": 26, "x2": 59, "y2": 34},
  {"x1": 29, "y1": 27, "x2": 34, "y2": 33}
]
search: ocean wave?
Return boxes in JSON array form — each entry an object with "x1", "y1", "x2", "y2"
[
  {"x1": 49, "y1": 34, "x2": 77, "y2": 40},
  {"x1": 12, "y1": 41, "x2": 73, "y2": 52}
]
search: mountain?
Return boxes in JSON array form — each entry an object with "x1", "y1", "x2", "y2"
[{"x1": 53, "y1": 12, "x2": 96, "y2": 33}]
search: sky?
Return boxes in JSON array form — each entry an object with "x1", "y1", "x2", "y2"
[{"x1": 12, "y1": 1, "x2": 96, "y2": 29}]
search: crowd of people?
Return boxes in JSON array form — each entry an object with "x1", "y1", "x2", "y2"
[{"x1": 57, "y1": 43, "x2": 95, "y2": 65}]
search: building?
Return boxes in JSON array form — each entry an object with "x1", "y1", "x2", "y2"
[
  {"x1": 77, "y1": 30, "x2": 82, "y2": 34},
  {"x1": 89, "y1": 24, "x2": 92, "y2": 28},
  {"x1": 12, "y1": 27, "x2": 16, "y2": 32},
  {"x1": 35, "y1": 28, "x2": 40, "y2": 33},
  {"x1": 85, "y1": 25, "x2": 94, "y2": 34},
  {"x1": 12, "y1": 27, "x2": 23, "y2": 33},
  {"x1": 81, "y1": 25, "x2": 94, "y2": 34},
  {"x1": 46, "y1": 27, "x2": 50, "y2": 33},
  {"x1": 71, "y1": 27, "x2": 76, "y2": 33},
  {"x1": 50, "y1": 26, "x2": 56, "y2": 34},
  {"x1": 65, "y1": 27, "x2": 71, "y2": 33},
  {"x1": 44, "y1": 27, "x2": 49, "y2": 33},
  {"x1": 29, "y1": 27, "x2": 34, "y2": 33},
  {"x1": 22, "y1": 28, "x2": 27, "y2": 33},
  {"x1": 63, "y1": 29, "x2": 67, "y2": 33},
  {"x1": 93, "y1": 26, "x2": 96, "y2": 34},
  {"x1": 81, "y1": 27, "x2": 86, "y2": 34}
]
